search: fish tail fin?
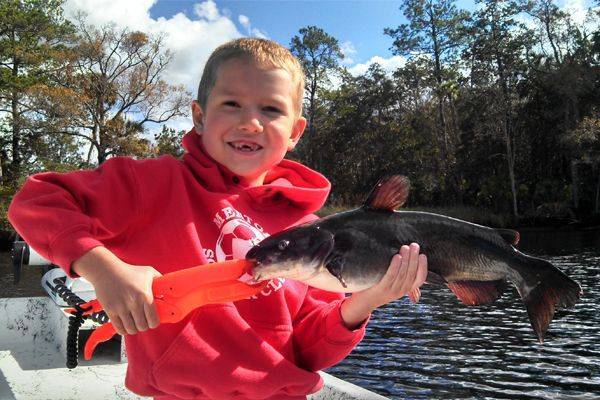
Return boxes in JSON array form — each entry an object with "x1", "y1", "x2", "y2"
[{"x1": 517, "y1": 256, "x2": 582, "y2": 342}]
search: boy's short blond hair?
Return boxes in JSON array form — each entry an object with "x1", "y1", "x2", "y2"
[{"x1": 197, "y1": 38, "x2": 305, "y2": 117}]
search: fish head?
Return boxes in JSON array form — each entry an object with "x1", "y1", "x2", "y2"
[{"x1": 246, "y1": 224, "x2": 334, "y2": 282}]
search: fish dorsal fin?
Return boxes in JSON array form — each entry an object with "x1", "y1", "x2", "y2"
[
  {"x1": 364, "y1": 175, "x2": 410, "y2": 211},
  {"x1": 496, "y1": 228, "x2": 520, "y2": 245},
  {"x1": 447, "y1": 280, "x2": 507, "y2": 305}
]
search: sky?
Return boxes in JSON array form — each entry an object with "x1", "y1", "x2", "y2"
[{"x1": 61, "y1": 0, "x2": 596, "y2": 133}]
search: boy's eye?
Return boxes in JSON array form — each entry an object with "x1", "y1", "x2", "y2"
[
  {"x1": 264, "y1": 106, "x2": 281, "y2": 114},
  {"x1": 223, "y1": 101, "x2": 239, "y2": 107}
]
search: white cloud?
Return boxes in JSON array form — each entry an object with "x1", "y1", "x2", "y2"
[
  {"x1": 515, "y1": 0, "x2": 595, "y2": 30},
  {"x1": 562, "y1": 0, "x2": 587, "y2": 25},
  {"x1": 347, "y1": 55, "x2": 407, "y2": 76},
  {"x1": 63, "y1": 0, "x2": 156, "y2": 31},
  {"x1": 251, "y1": 28, "x2": 269, "y2": 39},
  {"x1": 194, "y1": 1, "x2": 220, "y2": 21},
  {"x1": 340, "y1": 41, "x2": 357, "y2": 65},
  {"x1": 63, "y1": 0, "x2": 245, "y2": 97},
  {"x1": 238, "y1": 14, "x2": 250, "y2": 28},
  {"x1": 62, "y1": 0, "x2": 270, "y2": 135},
  {"x1": 238, "y1": 14, "x2": 268, "y2": 38}
]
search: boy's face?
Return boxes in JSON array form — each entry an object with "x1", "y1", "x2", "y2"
[{"x1": 192, "y1": 58, "x2": 306, "y2": 186}]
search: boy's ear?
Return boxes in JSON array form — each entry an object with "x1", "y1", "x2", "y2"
[
  {"x1": 288, "y1": 117, "x2": 307, "y2": 151},
  {"x1": 191, "y1": 100, "x2": 205, "y2": 134}
]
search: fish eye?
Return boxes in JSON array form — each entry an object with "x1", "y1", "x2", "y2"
[{"x1": 278, "y1": 239, "x2": 290, "y2": 251}]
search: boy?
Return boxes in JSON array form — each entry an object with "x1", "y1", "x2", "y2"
[{"x1": 8, "y1": 38, "x2": 427, "y2": 399}]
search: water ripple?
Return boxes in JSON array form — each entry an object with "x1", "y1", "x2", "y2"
[{"x1": 328, "y1": 232, "x2": 600, "y2": 399}]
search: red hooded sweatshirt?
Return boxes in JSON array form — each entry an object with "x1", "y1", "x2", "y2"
[{"x1": 8, "y1": 131, "x2": 368, "y2": 400}]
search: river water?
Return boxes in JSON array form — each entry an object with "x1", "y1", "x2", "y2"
[
  {"x1": 1, "y1": 228, "x2": 598, "y2": 399},
  {"x1": 328, "y1": 228, "x2": 600, "y2": 399}
]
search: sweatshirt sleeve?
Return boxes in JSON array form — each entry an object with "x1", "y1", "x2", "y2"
[
  {"x1": 8, "y1": 157, "x2": 141, "y2": 275},
  {"x1": 292, "y1": 287, "x2": 369, "y2": 372}
]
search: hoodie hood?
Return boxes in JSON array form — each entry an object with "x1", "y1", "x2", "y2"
[{"x1": 182, "y1": 130, "x2": 330, "y2": 213}]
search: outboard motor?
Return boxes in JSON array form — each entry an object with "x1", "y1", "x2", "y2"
[
  {"x1": 12, "y1": 239, "x2": 96, "y2": 306},
  {"x1": 11, "y1": 238, "x2": 109, "y2": 368}
]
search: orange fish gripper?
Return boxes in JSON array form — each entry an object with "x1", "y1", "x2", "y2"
[{"x1": 68, "y1": 259, "x2": 265, "y2": 360}]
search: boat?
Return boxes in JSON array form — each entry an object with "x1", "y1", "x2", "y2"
[{"x1": 1, "y1": 242, "x2": 388, "y2": 400}]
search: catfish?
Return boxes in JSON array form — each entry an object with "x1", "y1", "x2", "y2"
[{"x1": 246, "y1": 175, "x2": 582, "y2": 342}]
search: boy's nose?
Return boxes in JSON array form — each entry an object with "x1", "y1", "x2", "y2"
[{"x1": 238, "y1": 111, "x2": 263, "y2": 133}]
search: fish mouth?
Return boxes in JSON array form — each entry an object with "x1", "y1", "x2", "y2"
[{"x1": 248, "y1": 238, "x2": 334, "y2": 283}]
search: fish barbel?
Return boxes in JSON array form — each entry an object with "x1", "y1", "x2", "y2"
[{"x1": 246, "y1": 175, "x2": 582, "y2": 342}]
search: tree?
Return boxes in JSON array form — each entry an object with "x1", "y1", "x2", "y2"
[
  {"x1": 312, "y1": 63, "x2": 438, "y2": 205},
  {"x1": 385, "y1": 0, "x2": 469, "y2": 166},
  {"x1": 290, "y1": 26, "x2": 343, "y2": 170},
  {"x1": 44, "y1": 16, "x2": 191, "y2": 165},
  {"x1": 563, "y1": 114, "x2": 600, "y2": 213},
  {"x1": 517, "y1": 0, "x2": 599, "y2": 216},
  {"x1": 153, "y1": 125, "x2": 185, "y2": 158},
  {"x1": 465, "y1": 0, "x2": 530, "y2": 216},
  {"x1": 0, "y1": 0, "x2": 74, "y2": 184},
  {"x1": 524, "y1": 0, "x2": 569, "y2": 65}
]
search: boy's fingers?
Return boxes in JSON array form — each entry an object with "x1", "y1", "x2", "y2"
[
  {"x1": 109, "y1": 314, "x2": 126, "y2": 336},
  {"x1": 144, "y1": 302, "x2": 160, "y2": 329},
  {"x1": 414, "y1": 254, "x2": 428, "y2": 290},
  {"x1": 408, "y1": 243, "x2": 420, "y2": 274},
  {"x1": 382, "y1": 253, "x2": 402, "y2": 286},
  {"x1": 397, "y1": 244, "x2": 416, "y2": 289},
  {"x1": 120, "y1": 312, "x2": 138, "y2": 335},
  {"x1": 393, "y1": 247, "x2": 409, "y2": 285},
  {"x1": 132, "y1": 306, "x2": 149, "y2": 332},
  {"x1": 408, "y1": 287, "x2": 421, "y2": 303}
]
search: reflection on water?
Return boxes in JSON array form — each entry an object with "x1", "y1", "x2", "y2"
[
  {"x1": 1, "y1": 229, "x2": 599, "y2": 399},
  {"x1": 328, "y1": 228, "x2": 600, "y2": 399}
]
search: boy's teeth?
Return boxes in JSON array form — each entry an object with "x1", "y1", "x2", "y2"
[{"x1": 230, "y1": 142, "x2": 261, "y2": 151}]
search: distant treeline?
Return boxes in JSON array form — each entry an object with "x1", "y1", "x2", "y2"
[
  {"x1": 0, "y1": 0, "x2": 599, "y2": 233},
  {"x1": 289, "y1": 1, "x2": 600, "y2": 226}
]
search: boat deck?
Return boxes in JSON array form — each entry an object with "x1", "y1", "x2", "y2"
[{"x1": 0, "y1": 297, "x2": 387, "y2": 400}]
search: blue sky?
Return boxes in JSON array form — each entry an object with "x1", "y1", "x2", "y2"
[
  {"x1": 149, "y1": 0, "x2": 416, "y2": 64},
  {"x1": 147, "y1": 0, "x2": 591, "y2": 66},
  {"x1": 61, "y1": 0, "x2": 595, "y2": 132}
]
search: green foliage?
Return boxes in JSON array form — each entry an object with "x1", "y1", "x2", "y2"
[
  {"x1": 0, "y1": 183, "x2": 17, "y2": 232},
  {"x1": 153, "y1": 126, "x2": 185, "y2": 158},
  {"x1": 290, "y1": 26, "x2": 344, "y2": 84},
  {"x1": 384, "y1": 0, "x2": 470, "y2": 62},
  {"x1": 40, "y1": 17, "x2": 192, "y2": 165},
  {"x1": 290, "y1": 26, "x2": 344, "y2": 172},
  {"x1": 0, "y1": 0, "x2": 75, "y2": 182},
  {"x1": 384, "y1": 0, "x2": 471, "y2": 204},
  {"x1": 1, "y1": 0, "x2": 599, "y2": 232},
  {"x1": 303, "y1": 1, "x2": 599, "y2": 225}
]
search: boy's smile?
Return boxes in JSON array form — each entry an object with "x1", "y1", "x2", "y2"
[{"x1": 192, "y1": 58, "x2": 306, "y2": 187}]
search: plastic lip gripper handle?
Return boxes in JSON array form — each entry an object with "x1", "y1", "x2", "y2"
[{"x1": 82, "y1": 259, "x2": 266, "y2": 360}]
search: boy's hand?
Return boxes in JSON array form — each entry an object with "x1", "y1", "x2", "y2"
[
  {"x1": 358, "y1": 243, "x2": 428, "y2": 308},
  {"x1": 72, "y1": 247, "x2": 162, "y2": 335},
  {"x1": 340, "y1": 243, "x2": 427, "y2": 330}
]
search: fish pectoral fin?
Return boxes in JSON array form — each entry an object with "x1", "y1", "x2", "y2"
[
  {"x1": 447, "y1": 280, "x2": 507, "y2": 306},
  {"x1": 325, "y1": 257, "x2": 347, "y2": 288}
]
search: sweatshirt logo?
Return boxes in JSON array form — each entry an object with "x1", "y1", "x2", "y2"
[
  {"x1": 216, "y1": 218, "x2": 264, "y2": 261},
  {"x1": 213, "y1": 206, "x2": 265, "y2": 261},
  {"x1": 208, "y1": 206, "x2": 285, "y2": 298}
]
